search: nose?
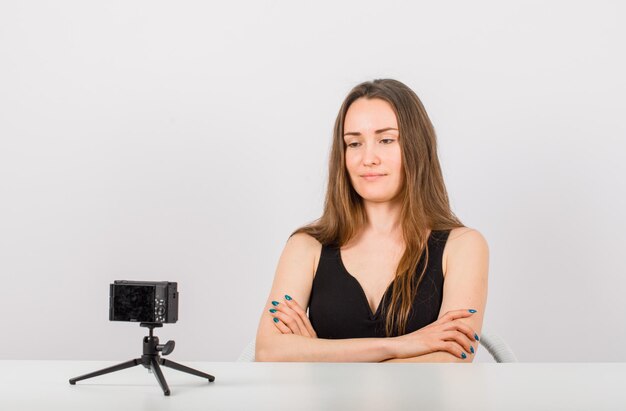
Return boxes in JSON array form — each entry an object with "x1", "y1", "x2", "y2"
[{"x1": 362, "y1": 142, "x2": 380, "y2": 166}]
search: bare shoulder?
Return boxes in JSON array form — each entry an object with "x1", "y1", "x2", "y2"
[
  {"x1": 287, "y1": 231, "x2": 323, "y2": 248},
  {"x1": 286, "y1": 232, "x2": 323, "y2": 256},
  {"x1": 442, "y1": 227, "x2": 489, "y2": 275},
  {"x1": 285, "y1": 232, "x2": 323, "y2": 272},
  {"x1": 447, "y1": 227, "x2": 488, "y2": 247}
]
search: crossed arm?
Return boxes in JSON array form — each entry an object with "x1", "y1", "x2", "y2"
[{"x1": 255, "y1": 228, "x2": 488, "y2": 363}]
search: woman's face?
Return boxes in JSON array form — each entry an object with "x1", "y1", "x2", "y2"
[{"x1": 343, "y1": 97, "x2": 403, "y2": 204}]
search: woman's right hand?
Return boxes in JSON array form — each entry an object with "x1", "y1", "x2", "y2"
[{"x1": 392, "y1": 309, "x2": 480, "y2": 359}]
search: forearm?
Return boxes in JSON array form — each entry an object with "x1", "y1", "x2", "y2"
[
  {"x1": 256, "y1": 334, "x2": 396, "y2": 362},
  {"x1": 380, "y1": 351, "x2": 469, "y2": 363}
]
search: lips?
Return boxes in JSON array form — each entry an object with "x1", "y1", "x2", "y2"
[
  {"x1": 360, "y1": 173, "x2": 387, "y2": 181},
  {"x1": 360, "y1": 173, "x2": 387, "y2": 177}
]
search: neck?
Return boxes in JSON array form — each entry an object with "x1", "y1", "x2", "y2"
[{"x1": 362, "y1": 199, "x2": 403, "y2": 237}]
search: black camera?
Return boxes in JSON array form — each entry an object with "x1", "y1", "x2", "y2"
[{"x1": 109, "y1": 280, "x2": 178, "y2": 323}]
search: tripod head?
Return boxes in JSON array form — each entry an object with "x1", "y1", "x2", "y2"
[{"x1": 140, "y1": 322, "x2": 175, "y2": 356}]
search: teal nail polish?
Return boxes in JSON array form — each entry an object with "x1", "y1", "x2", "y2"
[
  {"x1": 468, "y1": 309, "x2": 477, "y2": 313},
  {"x1": 474, "y1": 333, "x2": 480, "y2": 341},
  {"x1": 269, "y1": 309, "x2": 277, "y2": 313},
  {"x1": 271, "y1": 301, "x2": 279, "y2": 306},
  {"x1": 285, "y1": 295, "x2": 292, "y2": 301},
  {"x1": 461, "y1": 352, "x2": 467, "y2": 359},
  {"x1": 470, "y1": 346, "x2": 475, "y2": 354},
  {"x1": 273, "y1": 318, "x2": 279, "y2": 323}
]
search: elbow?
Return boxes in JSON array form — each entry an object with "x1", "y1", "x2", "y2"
[
  {"x1": 255, "y1": 346, "x2": 271, "y2": 362},
  {"x1": 255, "y1": 334, "x2": 301, "y2": 362},
  {"x1": 255, "y1": 338, "x2": 282, "y2": 362}
]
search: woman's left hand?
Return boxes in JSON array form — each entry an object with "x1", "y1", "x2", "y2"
[{"x1": 269, "y1": 295, "x2": 318, "y2": 338}]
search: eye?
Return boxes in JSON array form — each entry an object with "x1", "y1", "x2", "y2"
[
  {"x1": 346, "y1": 142, "x2": 361, "y2": 148},
  {"x1": 381, "y1": 138, "x2": 396, "y2": 144}
]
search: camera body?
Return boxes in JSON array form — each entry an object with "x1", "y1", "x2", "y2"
[{"x1": 109, "y1": 280, "x2": 178, "y2": 323}]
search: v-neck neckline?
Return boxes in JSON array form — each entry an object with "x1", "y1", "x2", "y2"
[{"x1": 337, "y1": 231, "x2": 435, "y2": 320}]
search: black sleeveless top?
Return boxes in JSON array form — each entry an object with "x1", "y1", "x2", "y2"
[{"x1": 308, "y1": 230, "x2": 451, "y2": 338}]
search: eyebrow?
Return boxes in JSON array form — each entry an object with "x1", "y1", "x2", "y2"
[{"x1": 343, "y1": 127, "x2": 399, "y2": 137}]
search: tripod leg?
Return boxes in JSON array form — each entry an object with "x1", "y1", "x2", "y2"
[
  {"x1": 150, "y1": 357, "x2": 171, "y2": 396},
  {"x1": 69, "y1": 358, "x2": 141, "y2": 384},
  {"x1": 160, "y1": 358, "x2": 215, "y2": 382}
]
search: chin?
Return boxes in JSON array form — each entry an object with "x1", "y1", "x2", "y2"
[{"x1": 357, "y1": 192, "x2": 399, "y2": 203}]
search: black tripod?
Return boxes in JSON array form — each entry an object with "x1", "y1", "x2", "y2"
[{"x1": 69, "y1": 323, "x2": 215, "y2": 396}]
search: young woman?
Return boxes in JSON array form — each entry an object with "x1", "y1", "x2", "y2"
[{"x1": 255, "y1": 79, "x2": 488, "y2": 362}]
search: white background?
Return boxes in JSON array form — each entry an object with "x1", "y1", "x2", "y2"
[{"x1": 1, "y1": 0, "x2": 624, "y2": 362}]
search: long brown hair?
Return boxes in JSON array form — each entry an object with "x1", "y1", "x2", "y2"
[{"x1": 292, "y1": 79, "x2": 464, "y2": 336}]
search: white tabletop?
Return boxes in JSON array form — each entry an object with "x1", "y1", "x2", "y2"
[{"x1": 1, "y1": 360, "x2": 625, "y2": 410}]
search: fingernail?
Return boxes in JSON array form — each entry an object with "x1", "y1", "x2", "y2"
[
  {"x1": 468, "y1": 309, "x2": 477, "y2": 313},
  {"x1": 269, "y1": 309, "x2": 277, "y2": 313},
  {"x1": 271, "y1": 301, "x2": 280, "y2": 306},
  {"x1": 273, "y1": 318, "x2": 279, "y2": 323},
  {"x1": 474, "y1": 333, "x2": 480, "y2": 341},
  {"x1": 461, "y1": 352, "x2": 467, "y2": 359},
  {"x1": 470, "y1": 346, "x2": 475, "y2": 354},
  {"x1": 285, "y1": 295, "x2": 292, "y2": 301}
]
